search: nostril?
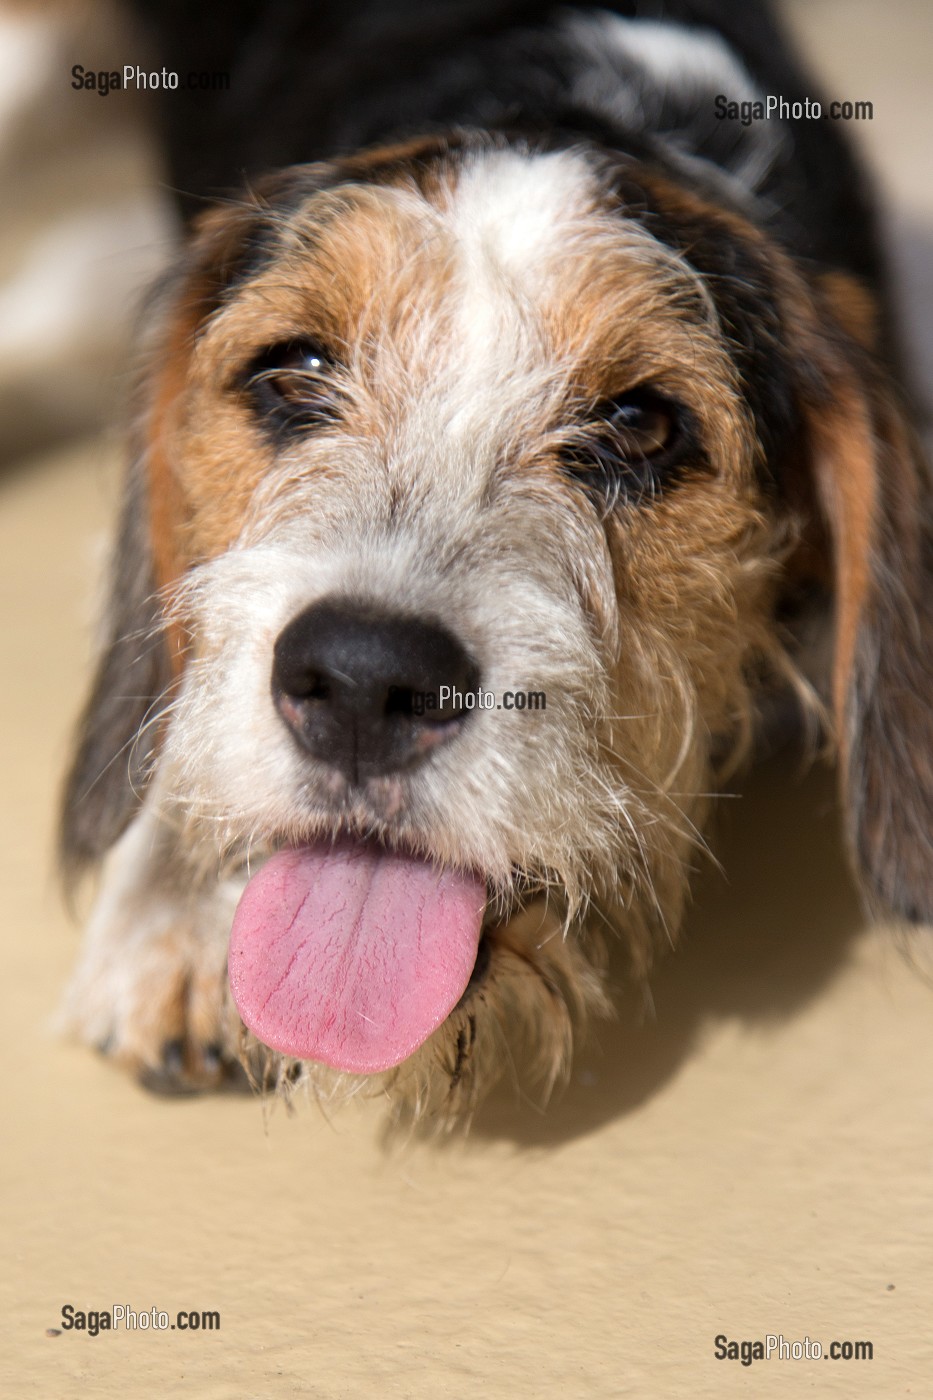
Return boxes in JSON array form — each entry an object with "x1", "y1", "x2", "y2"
[
  {"x1": 440, "y1": 672, "x2": 481, "y2": 722},
  {"x1": 272, "y1": 635, "x2": 333, "y2": 701},
  {"x1": 383, "y1": 676, "x2": 480, "y2": 724},
  {"x1": 303, "y1": 674, "x2": 332, "y2": 702},
  {"x1": 278, "y1": 671, "x2": 331, "y2": 702},
  {"x1": 384, "y1": 685, "x2": 415, "y2": 718}
]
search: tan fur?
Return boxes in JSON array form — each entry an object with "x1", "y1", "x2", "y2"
[
  {"x1": 61, "y1": 140, "x2": 933, "y2": 1128},
  {"x1": 807, "y1": 381, "x2": 878, "y2": 727},
  {"x1": 817, "y1": 270, "x2": 881, "y2": 352}
]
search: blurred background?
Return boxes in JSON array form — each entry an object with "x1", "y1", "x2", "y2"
[{"x1": 0, "y1": 0, "x2": 175, "y2": 465}]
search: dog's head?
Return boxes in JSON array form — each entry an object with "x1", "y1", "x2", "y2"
[{"x1": 61, "y1": 134, "x2": 933, "y2": 1119}]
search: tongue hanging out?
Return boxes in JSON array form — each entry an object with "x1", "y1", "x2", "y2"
[{"x1": 228, "y1": 840, "x2": 487, "y2": 1074}]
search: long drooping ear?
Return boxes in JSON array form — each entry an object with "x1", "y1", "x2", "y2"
[
  {"x1": 59, "y1": 438, "x2": 173, "y2": 882},
  {"x1": 793, "y1": 274, "x2": 933, "y2": 922},
  {"x1": 58, "y1": 192, "x2": 280, "y2": 883},
  {"x1": 599, "y1": 160, "x2": 932, "y2": 919}
]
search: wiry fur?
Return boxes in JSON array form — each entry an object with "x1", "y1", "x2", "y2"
[{"x1": 59, "y1": 13, "x2": 933, "y2": 1130}]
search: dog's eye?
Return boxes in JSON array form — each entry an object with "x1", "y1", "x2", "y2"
[
  {"x1": 243, "y1": 340, "x2": 340, "y2": 430},
  {"x1": 603, "y1": 391, "x2": 676, "y2": 458},
  {"x1": 563, "y1": 386, "x2": 696, "y2": 499}
]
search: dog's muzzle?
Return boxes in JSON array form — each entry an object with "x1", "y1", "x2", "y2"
[
  {"x1": 225, "y1": 597, "x2": 490, "y2": 1075},
  {"x1": 272, "y1": 596, "x2": 480, "y2": 783}
]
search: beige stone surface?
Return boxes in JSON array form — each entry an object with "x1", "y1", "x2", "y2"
[{"x1": 2, "y1": 3, "x2": 932, "y2": 1397}]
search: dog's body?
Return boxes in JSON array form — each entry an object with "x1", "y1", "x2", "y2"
[{"x1": 60, "y1": 0, "x2": 933, "y2": 1125}]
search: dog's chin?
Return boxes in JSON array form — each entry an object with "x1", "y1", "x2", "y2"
[{"x1": 223, "y1": 826, "x2": 610, "y2": 1130}]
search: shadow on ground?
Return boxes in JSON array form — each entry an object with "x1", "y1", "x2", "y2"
[{"x1": 470, "y1": 754, "x2": 863, "y2": 1146}]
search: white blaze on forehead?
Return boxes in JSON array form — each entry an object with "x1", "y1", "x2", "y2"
[
  {"x1": 432, "y1": 148, "x2": 598, "y2": 399},
  {"x1": 447, "y1": 147, "x2": 597, "y2": 281}
]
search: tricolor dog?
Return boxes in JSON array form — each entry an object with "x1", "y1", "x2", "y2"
[{"x1": 60, "y1": 0, "x2": 933, "y2": 1126}]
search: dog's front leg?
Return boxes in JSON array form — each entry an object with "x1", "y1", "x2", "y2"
[{"x1": 58, "y1": 793, "x2": 245, "y2": 1089}]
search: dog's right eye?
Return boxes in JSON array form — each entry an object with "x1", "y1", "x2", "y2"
[{"x1": 243, "y1": 340, "x2": 341, "y2": 431}]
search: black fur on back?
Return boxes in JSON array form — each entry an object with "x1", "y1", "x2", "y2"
[{"x1": 130, "y1": 0, "x2": 884, "y2": 292}]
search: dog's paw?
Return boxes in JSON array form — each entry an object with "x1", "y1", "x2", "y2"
[{"x1": 59, "y1": 899, "x2": 244, "y2": 1092}]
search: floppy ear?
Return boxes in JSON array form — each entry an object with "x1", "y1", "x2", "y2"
[
  {"x1": 59, "y1": 440, "x2": 173, "y2": 881},
  {"x1": 592, "y1": 160, "x2": 931, "y2": 917},
  {"x1": 58, "y1": 195, "x2": 273, "y2": 882},
  {"x1": 794, "y1": 274, "x2": 933, "y2": 922}
]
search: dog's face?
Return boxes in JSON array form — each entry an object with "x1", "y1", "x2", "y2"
[{"x1": 62, "y1": 136, "x2": 933, "y2": 1123}]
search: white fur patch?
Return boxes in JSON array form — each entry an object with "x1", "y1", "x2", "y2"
[
  {"x1": 438, "y1": 147, "x2": 597, "y2": 378},
  {"x1": 564, "y1": 12, "x2": 782, "y2": 190},
  {"x1": 448, "y1": 147, "x2": 596, "y2": 273},
  {"x1": 579, "y1": 15, "x2": 756, "y2": 97}
]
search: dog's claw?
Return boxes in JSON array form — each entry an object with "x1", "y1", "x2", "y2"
[
  {"x1": 138, "y1": 1038, "x2": 237, "y2": 1095},
  {"x1": 161, "y1": 1038, "x2": 186, "y2": 1077}
]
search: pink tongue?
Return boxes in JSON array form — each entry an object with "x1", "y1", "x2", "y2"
[{"x1": 228, "y1": 840, "x2": 486, "y2": 1074}]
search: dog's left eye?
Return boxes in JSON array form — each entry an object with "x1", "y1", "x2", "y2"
[
  {"x1": 603, "y1": 391, "x2": 677, "y2": 458},
  {"x1": 562, "y1": 386, "x2": 696, "y2": 497},
  {"x1": 243, "y1": 340, "x2": 340, "y2": 430}
]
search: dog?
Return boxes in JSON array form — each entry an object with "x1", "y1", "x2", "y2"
[{"x1": 59, "y1": 0, "x2": 933, "y2": 1128}]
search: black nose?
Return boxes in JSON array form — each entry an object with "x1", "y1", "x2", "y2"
[{"x1": 272, "y1": 598, "x2": 480, "y2": 782}]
